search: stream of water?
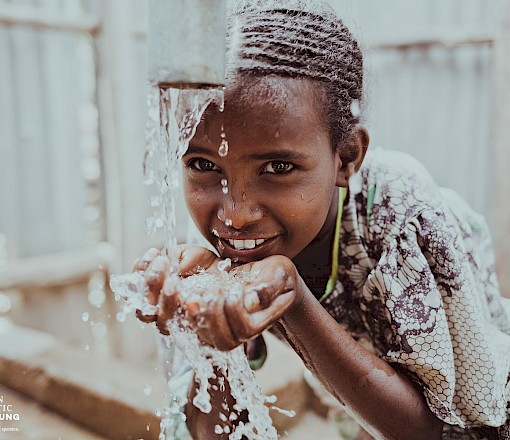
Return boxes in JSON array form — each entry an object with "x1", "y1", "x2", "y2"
[{"x1": 110, "y1": 86, "x2": 289, "y2": 439}]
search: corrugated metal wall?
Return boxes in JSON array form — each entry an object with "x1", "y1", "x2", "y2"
[
  {"x1": 330, "y1": 0, "x2": 496, "y2": 224},
  {"x1": 0, "y1": 0, "x2": 102, "y2": 260},
  {"x1": 0, "y1": 0, "x2": 109, "y2": 352}
]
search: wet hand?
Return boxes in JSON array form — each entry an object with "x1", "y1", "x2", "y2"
[
  {"x1": 132, "y1": 245, "x2": 219, "y2": 334},
  {"x1": 185, "y1": 255, "x2": 306, "y2": 351}
]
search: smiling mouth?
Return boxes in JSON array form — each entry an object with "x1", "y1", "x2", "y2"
[
  {"x1": 212, "y1": 230, "x2": 278, "y2": 256},
  {"x1": 226, "y1": 238, "x2": 266, "y2": 250}
]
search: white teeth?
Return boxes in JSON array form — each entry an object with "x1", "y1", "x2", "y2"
[{"x1": 227, "y1": 238, "x2": 266, "y2": 250}]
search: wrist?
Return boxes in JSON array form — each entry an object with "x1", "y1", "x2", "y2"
[{"x1": 286, "y1": 272, "x2": 310, "y2": 315}]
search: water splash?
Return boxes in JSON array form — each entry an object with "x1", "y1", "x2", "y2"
[
  {"x1": 111, "y1": 270, "x2": 279, "y2": 440},
  {"x1": 144, "y1": 87, "x2": 222, "y2": 271},
  {"x1": 111, "y1": 86, "x2": 284, "y2": 439}
]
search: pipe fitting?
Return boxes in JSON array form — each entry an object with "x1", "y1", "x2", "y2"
[{"x1": 147, "y1": 0, "x2": 226, "y2": 89}]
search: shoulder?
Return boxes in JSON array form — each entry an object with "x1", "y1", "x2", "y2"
[
  {"x1": 360, "y1": 147, "x2": 438, "y2": 196},
  {"x1": 351, "y1": 147, "x2": 444, "y2": 243}
]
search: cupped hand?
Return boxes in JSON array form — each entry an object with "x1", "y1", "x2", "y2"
[
  {"x1": 133, "y1": 247, "x2": 306, "y2": 351},
  {"x1": 185, "y1": 255, "x2": 306, "y2": 351},
  {"x1": 132, "y1": 245, "x2": 219, "y2": 334}
]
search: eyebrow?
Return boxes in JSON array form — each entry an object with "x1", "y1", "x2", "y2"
[{"x1": 185, "y1": 145, "x2": 311, "y2": 161}]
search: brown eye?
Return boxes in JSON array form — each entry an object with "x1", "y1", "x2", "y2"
[
  {"x1": 263, "y1": 161, "x2": 294, "y2": 174},
  {"x1": 189, "y1": 158, "x2": 220, "y2": 172}
]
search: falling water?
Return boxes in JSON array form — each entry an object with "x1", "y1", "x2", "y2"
[{"x1": 111, "y1": 86, "x2": 286, "y2": 439}]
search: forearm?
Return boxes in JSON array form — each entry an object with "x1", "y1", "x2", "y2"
[
  {"x1": 278, "y1": 289, "x2": 443, "y2": 440},
  {"x1": 185, "y1": 373, "x2": 247, "y2": 440}
]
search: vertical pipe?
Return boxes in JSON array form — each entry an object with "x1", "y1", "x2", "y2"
[{"x1": 147, "y1": 0, "x2": 226, "y2": 88}]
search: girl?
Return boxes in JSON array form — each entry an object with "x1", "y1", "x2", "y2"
[{"x1": 135, "y1": 1, "x2": 510, "y2": 438}]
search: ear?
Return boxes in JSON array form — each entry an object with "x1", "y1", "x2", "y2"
[{"x1": 336, "y1": 126, "x2": 370, "y2": 187}]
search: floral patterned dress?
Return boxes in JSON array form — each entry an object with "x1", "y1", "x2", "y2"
[{"x1": 321, "y1": 147, "x2": 510, "y2": 439}]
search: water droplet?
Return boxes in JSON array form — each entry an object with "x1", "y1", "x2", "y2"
[
  {"x1": 88, "y1": 289, "x2": 106, "y2": 307},
  {"x1": 215, "y1": 425, "x2": 223, "y2": 434},
  {"x1": 150, "y1": 196, "x2": 161, "y2": 207},
  {"x1": 350, "y1": 99, "x2": 361, "y2": 117},
  {"x1": 218, "y1": 139, "x2": 229, "y2": 157},
  {"x1": 221, "y1": 178, "x2": 227, "y2": 186},
  {"x1": 143, "y1": 384, "x2": 152, "y2": 396},
  {"x1": 82, "y1": 312, "x2": 89, "y2": 322},
  {"x1": 217, "y1": 258, "x2": 232, "y2": 272},
  {"x1": 222, "y1": 186, "x2": 228, "y2": 194},
  {"x1": 266, "y1": 395, "x2": 277, "y2": 404},
  {"x1": 225, "y1": 218, "x2": 232, "y2": 227},
  {"x1": 84, "y1": 344, "x2": 90, "y2": 351}
]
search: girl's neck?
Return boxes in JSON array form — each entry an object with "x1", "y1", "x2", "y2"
[{"x1": 292, "y1": 188, "x2": 340, "y2": 299}]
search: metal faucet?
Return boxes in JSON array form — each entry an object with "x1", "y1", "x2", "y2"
[{"x1": 147, "y1": 0, "x2": 226, "y2": 89}]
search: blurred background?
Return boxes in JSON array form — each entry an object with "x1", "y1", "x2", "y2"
[{"x1": 0, "y1": 0, "x2": 509, "y2": 439}]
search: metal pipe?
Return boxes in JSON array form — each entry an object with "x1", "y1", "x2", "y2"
[{"x1": 147, "y1": 0, "x2": 226, "y2": 89}]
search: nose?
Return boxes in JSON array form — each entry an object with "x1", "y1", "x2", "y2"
[{"x1": 217, "y1": 193, "x2": 263, "y2": 230}]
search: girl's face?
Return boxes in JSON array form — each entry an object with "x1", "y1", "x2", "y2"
[{"x1": 183, "y1": 78, "x2": 342, "y2": 263}]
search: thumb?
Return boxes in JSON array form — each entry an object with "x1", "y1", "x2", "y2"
[
  {"x1": 177, "y1": 245, "x2": 218, "y2": 277},
  {"x1": 243, "y1": 256, "x2": 296, "y2": 312}
]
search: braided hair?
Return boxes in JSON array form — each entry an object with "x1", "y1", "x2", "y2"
[{"x1": 225, "y1": 0, "x2": 364, "y2": 162}]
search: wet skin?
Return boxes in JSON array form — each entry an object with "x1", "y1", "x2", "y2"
[
  {"x1": 137, "y1": 77, "x2": 443, "y2": 439},
  {"x1": 182, "y1": 78, "x2": 342, "y2": 266}
]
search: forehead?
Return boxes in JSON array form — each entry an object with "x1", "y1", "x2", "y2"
[{"x1": 200, "y1": 76, "x2": 327, "y2": 142}]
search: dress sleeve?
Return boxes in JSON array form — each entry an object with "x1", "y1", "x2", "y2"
[{"x1": 363, "y1": 207, "x2": 510, "y2": 429}]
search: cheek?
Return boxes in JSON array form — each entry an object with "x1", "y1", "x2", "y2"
[
  {"x1": 277, "y1": 189, "x2": 331, "y2": 230},
  {"x1": 183, "y1": 180, "x2": 217, "y2": 227},
  {"x1": 284, "y1": 179, "x2": 336, "y2": 232}
]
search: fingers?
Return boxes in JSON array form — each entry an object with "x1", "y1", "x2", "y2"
[
  {"x1": 247, "y1": 291, "x2": 296, "y2": 330},
  {"x1": 205, "y1": 295, "x2": 239, "y2": 351},
  {"x1": 156, "y1": 277, "x2": 180, "y2": 335},
  {"x1": 177, "y1": 245, "x2": 218, "y2": 277},
  {"x1": 183, "y1": 288, "x2": 239, "y2": 351},
  {"x1": 132, "y1": 248, "x2": 160, "y2": 272},
  {"x1": 144, "y1": 255, "x2": 170, "y2": 305},
  {"x1": 136, "y1": 308, "x2": 156, "y2": 323},
  {"x1": 225, "y1": 287, "x2": 296, "y2": 344}
]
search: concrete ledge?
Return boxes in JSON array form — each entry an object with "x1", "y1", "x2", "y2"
[
  {"x1": 0, "y1": 324, "x2": 166, "y2": 440},
  {"x1": 0, "y1": 385, "x2": 106, "y2": 440},
  {"x1": 0, "y1": 324, "x2": 309, "y2": 439}
]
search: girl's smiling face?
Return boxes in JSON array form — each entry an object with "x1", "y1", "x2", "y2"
[{"x1": 183, "y1": 77, "x2": 344, "y2": 263}]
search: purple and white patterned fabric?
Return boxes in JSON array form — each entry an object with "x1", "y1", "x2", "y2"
[{"x1": 323, "y1": 147, "x2": 510, "y2": 438}]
